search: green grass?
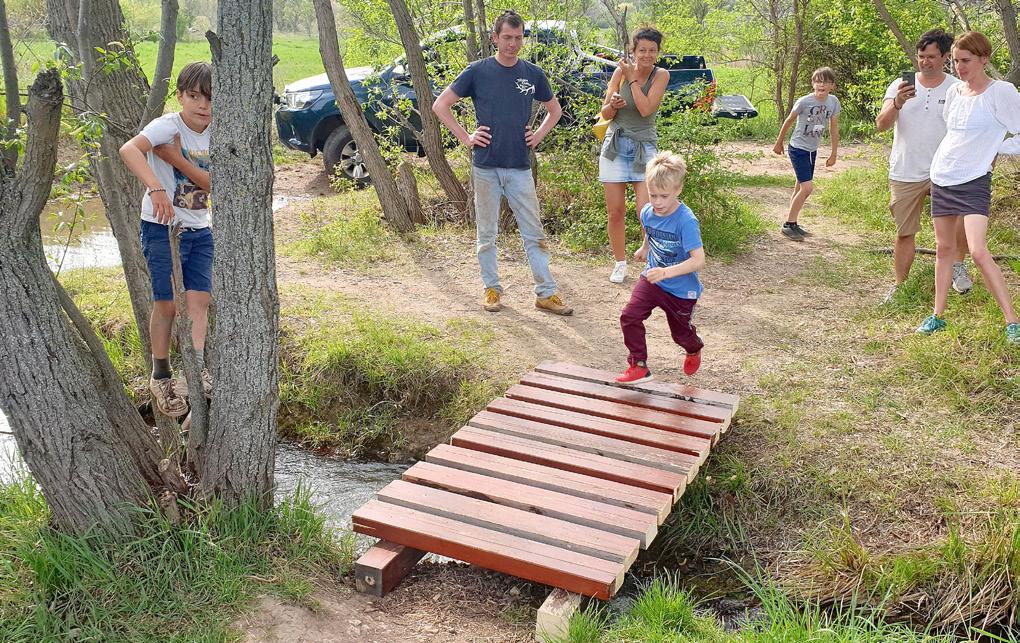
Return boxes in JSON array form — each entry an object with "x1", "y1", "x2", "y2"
[
  {"x1": 0, "y1": 471, "x2": 355, "y2": 641},
  {"x1": 285, "y1": 196, "x2": 398, "y2": 268}
]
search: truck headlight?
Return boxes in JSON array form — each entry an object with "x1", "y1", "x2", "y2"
[{"x1": 285, "y1": 89, "x2": 323, "y2": 109}]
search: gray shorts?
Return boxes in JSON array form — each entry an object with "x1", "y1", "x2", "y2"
[{"x1": 931, "y1": 173, "x2": 991, "y2": 217}]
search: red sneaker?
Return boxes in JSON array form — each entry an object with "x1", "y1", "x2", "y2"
[
  {"x1": 616, "y1": 362, "x2": 653, "y2": 384},
  {"x1": 683, "y1": 351, "x2": 701, "y2": 376}
]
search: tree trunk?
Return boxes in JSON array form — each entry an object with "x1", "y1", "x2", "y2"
[
  {"x1": 873, "y1": 0, "x2": 916, "y2": 67},
  {"x1": 312, "y1": 0, "x2": 414, "y2": 232},
  {"x1": 462, "y1": 0, "x2": 479, "y2": 62},
  {"x1": 995, "y1": 0, "x2": 1020, "y2": 85},
  {"x1": 0, "y1": 0, "x2": 19, "y2": 172},
  {"x1": 475, "y1": 0, "x2": 491, "y2": 58},
  {"x1": 786, "y1": 0, "x2": 808, "y2": 114},
  {"x1": 141, "y1": 0, "x2": 179, "y2": 126},
  {"x1": 388, "y1": 0, "x2": 468, "y2": 211},
  {"x1": 199, "y1": 1, "x2": 279, "y2": 506},
  {"x1": 0, "y1": 70, "x2": 175, "y2": 535},
  {"x1": 397, "y1": 160, "x2": 425, "y2": 225},
  {"x1": 46, "y1": 0, "x2": 180, "y2": 363}
]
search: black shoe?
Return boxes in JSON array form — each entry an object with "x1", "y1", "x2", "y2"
[
  {"x1": 781, "y1": 223, "x2": 805, "y2": 242},
  {"x1": 792, "y1": 223, "x2": 811, "y2": 237}
]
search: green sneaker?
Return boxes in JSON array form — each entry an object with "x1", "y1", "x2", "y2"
[
  {"x1": 1007, "y1": 323, "x2": 1020, "y2": 344},
  {"x1": 915, "y1": 315, "x2": 947, "y2": 335}
]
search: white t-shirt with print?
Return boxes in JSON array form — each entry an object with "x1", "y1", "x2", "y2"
[
  {"x1": 883, "y1": 74, "x2": 959, "y2": 182},
  {"x1": 139, "y1": 112, "x2": 211, "y2": 228}
]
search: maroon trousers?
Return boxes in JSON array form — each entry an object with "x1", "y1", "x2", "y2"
[{"x1": 621, "y1": 275, "x2": 703, "y2": 365}]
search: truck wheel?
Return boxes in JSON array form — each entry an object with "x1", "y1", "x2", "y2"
[{"x1": 322, "y1": 126, "x2": 370, "y2": 186}]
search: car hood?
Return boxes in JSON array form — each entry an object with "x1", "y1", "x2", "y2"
[{"x1": 284, "y1": 66, "x2": 376, "y2": 93}]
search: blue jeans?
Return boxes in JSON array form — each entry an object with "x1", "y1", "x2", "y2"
[{"x1": 473, "y1": 166, "x2": 557, "y2": 298}]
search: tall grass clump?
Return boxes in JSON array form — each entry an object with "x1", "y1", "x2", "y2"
[
  {"x1": 0, "y1": 473, "x2": 353, "y2": 642},
  {"x1": 288, "y1": 197, "x2": 397, "y2": 268},
  {"x1": 279, "y1": 297, "x2": 500, "y2": 456}
]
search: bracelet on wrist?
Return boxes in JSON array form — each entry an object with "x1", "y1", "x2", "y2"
[
  {"x1": 892, "y1": 99, "x2": 902, "y2": 110},
  {"x1": 147, "y1": 187, "x2": 166, "y2": 194}
]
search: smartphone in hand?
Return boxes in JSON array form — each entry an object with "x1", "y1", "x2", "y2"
[{"x1": 901, "y1": 70, "x2": 916, "y2": 86}]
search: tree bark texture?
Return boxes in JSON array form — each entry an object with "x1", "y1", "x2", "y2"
[
  {"x1": 462, "y1": 0, "x2": 479, "y2": 62},
  {"x1": 872, "y1": 0, "x2": 916, "y2": 66},
  {"x1": 312, "y1": 0, "x2": 414, "y2": 232},
  {"x1": 46, "y1": 0, "x2": 174, "y2": 360},
  {"x1": 786, "y1": 0, "x2": 808, "y2": 113},
  {"x1": 475, "y1": 0, "x2": 491, "y2": 58},
  {"x1": 0, "y1": 70, "x2": 172, "y2": 535},
  {"x1": 141, "y1": 0, "x2": 179, "y2": 126},
  {"x1": 0, "y1": 0, "x2": 20, "y2": 172},
  {"x1": 387, "y1": 0, "x2": 468, "y2": 211},
  {"x1": 397, "y1": 160, "x2": 425, "y2": 225},
  {"x1": 201, "y1": 1, "x2": 279, "y2": 506},
  {"x1": 995, "y1": 0, "x2": 1020, "y2": 85}
]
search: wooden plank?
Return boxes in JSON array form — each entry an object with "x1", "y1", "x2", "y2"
[
  {"x1": 485, "y1": 398, "x2": 711, "y2": 461},
  {"x1": 505, "y1": 383, "x2": 723, "y2": 444},
  {"x1": 354, "y1": 540, "x2": 426, "y2": 597},
  {"x1": 535, "y1": 360, "x2": 740, "y2": 414},
  {"x1": 537, "y1": 589, "x2": 583, "y2": 641},
  {"x1": 425, "y1": 444, "x2": 673, "y2": 524},
  {"x1": 352, "y1": 499, "x2": 623, "y2": 599},
  {"x1": 520, "y1": 372, "x2": 731, "y2": 427},
  {"x1": 451, "y1": 426, "x2": 686, "y2": 499},
  {"x1": 469, "y1": 410, "x2": 701, "y2": 477},
  {"x1": 376, "y1": 480, "x2": 640, "y2": 566},
  {"x1": 402, "y1": 461, "x2": 657, "y2": 548}
]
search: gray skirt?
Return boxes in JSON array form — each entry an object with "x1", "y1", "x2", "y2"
[{"x1": 931, "y1": 173, "x2": 991, "y2": 217}]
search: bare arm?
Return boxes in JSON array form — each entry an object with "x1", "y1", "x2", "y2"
[
  {"x1": 876, "y1": 81, "x2": 915, "y2": 132},
  {"x1": 432, "y1": 87, "x2": 490, "y2": 148},
  {"x1": 826, "y1": 115, "x2": 840, "y2": 166},
  {"x1": 646, "y1": 247, "x2": 706, "y2": 284},
  {"x1": 773, "y1": 111, "x2": 798, "y2": 154},
  {"x1": 600, "y1": 67, "x2": 626, "y2": 120},
  {"x1": 526, "y1": 97, "x2": 562, "y2": 148},
  {"x1": 629, "y1": 68, "x2": 669, "y2": 118},
  {"x1": 119, "y1": 134, "x2": 174, "y2": 224},
  {"x1": 153, "y1": 135, "x2": 210, "y2": 192}
]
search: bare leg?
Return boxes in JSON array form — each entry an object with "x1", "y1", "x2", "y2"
[
  {"x1": 604, "y1": 182, "x2": 628, "y2": 261},
  {"x1": 150, "y1": 300, "x2": 176, "y2": 360},
  {"x1": 186, "y1": 290, "x2": 212, "y2": 351},
  {"x1": 964, "y1": 215, "x2": 1019, "y2": 324},
  {"x1": 786, "y1": 180, "x2": 813, "y2": 223},
  {"x1": 954, "y1": 216, "x2": 968, "y2": 263},
  {"x1": 932, "y1": 216, "x2": 958, "y2": 316},
  {"x1": 894, "y1": 233, "x2": 916, "y2": 284}
]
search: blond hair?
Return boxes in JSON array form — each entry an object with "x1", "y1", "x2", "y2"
[{"x1": 645, "y1": 151, "x2": 687, "y2": 191}]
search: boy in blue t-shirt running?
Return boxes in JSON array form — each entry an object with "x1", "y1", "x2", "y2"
[{"x1": 617, "y1": 151, "x2": 706, "y2": 383}]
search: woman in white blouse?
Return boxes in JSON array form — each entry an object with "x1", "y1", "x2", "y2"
[{"x1": 918, "y1": 31, "x2": 1020, "y2": 343}]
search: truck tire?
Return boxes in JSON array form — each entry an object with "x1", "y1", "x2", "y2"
[{"x1": 322, "y1": 126, "x2": 370, "y2": 186}]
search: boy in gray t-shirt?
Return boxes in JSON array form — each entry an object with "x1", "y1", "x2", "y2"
[{"x1": 772, "y1": 67, "x2": 841, "y2": 241}]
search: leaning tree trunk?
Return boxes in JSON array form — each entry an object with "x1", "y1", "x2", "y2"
[
  {"x1": 0, "y1": 0, "x2": 20, "y2": 172},
  {"x1": 475, "y1": 0, "x2": 491, "y2": 58},
  {"x1": 388, "y1": 0, "x2": 468, "y2": 211},
  {"x1": 873, "y1": 0, "x2": 917, "y2": 66},
  {"x1": 0, "y1": 70, "x2": 180, "y2": 535},
  {"x1": 199, "y1": 0, "x2": 279, "y2": 506},
  {"x1": 46, "y1": 0, "x2": 178, "y2": 362},
  {"x1": 312, "y1": 0, "x2": 414, "y2": 232},
  {"x1": 462, "y1": 0, "x2": 480, "y2": 62}
]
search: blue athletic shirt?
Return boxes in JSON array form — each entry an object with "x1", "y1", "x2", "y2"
[
  {"x1": 449, "y1": 57, "x2": 554, "y2": 170},
  {"x1": 640, "y1": 202, "x2": 704, "y2": 299}
]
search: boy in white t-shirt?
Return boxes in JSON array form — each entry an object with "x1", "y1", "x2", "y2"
[
  {"x1": 875, "y1": 29, "x2": 971, "y2": 302},
  {"x1": 119, "y1": 62, "x2": 213, "y2": 418}
]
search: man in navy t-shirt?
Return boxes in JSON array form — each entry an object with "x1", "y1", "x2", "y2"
[{"x1": 433, "y1": 10, "x2": 572, "y2": 315}]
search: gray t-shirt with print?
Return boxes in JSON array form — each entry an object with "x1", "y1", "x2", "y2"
[{"x1": 789, "y1": 94, "x2": 841, "y2": 152}]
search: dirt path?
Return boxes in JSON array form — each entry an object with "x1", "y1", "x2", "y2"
[{"x1": 242, "y1": 143, "x2": 900, "y2": 641}]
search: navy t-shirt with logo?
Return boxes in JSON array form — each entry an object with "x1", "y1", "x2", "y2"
[{"x1": 450, "y1": 57, "x2": 554, "y2": 169}]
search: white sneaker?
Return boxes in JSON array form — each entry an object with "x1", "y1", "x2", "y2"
[
  {"x1": 882, "y1": 284, "x2": 898, "y2": 305},
  {"x1": 609, "y1": 260, "x2": 627, "y2": 283},
  {"x1": 952, "y1": 262, "x2": 973, "y2": 294}
]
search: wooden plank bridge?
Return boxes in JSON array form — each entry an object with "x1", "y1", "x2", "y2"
[{"x1": 350, "y1": 360, "x2": 739, "y2": 635}]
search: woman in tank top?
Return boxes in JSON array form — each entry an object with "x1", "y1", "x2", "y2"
[
  {"x1": 599, "y1": 26, "x2": 670, "y2": 284},
  {"x1": 918, "y1": 31, "x2": 1020, "y2": 343}
]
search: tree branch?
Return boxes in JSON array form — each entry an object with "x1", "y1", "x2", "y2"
[
  {"x1": 0, "y1": 0, "x2": 20, "y2": 173},
  {"x1": 8, "y1": 69, "x2": 62, "y2": 226},
  {"x1": 141, "y1": 0, "x2": 179, "y2": 128},
  {"x1": 994, "y1": 0, "x2": 1020, "y2": 84},
  {"x1": 873, "y1": 0, "x2": 916, "y2": 67}
]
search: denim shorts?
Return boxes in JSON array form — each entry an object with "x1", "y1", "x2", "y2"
[
  {"x1": 599, "y1": 134, "x2": 657, "y2": 183},
  {"x1": 140, "y1": 220, "x2": 214, "y2": 301},
  {"x1": 788, "y1": 145, "x2": 817, "y2": 183}
]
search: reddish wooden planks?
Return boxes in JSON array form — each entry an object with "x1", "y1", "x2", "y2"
[
  {"x1": 505, "y1": 383, "x2": 723, "y2": 444},
  {"x1": 402, "y1": 461, "x2": 657, "y2": 547},
  {"x1": 485, "y1": 398, "x2": 711, "y2": 460},
  {"x1": 353, "y1": 499, "x2": 623, "y2": 599},
  {"x1": 354, "y1": 541, "x2": 427, "y2": 596},
  {"x1": 451, "y1": 426, "x2": 687, "y2": 499},
  {"x1": 534, "y1": 360, "x2": 740, "y2": 415},
  {"x1": 519, "y1": 372, "x2": 731, "y2": 427},
  {"x1": 425, "y1": 444, "x2": 673, "y2": 523}
]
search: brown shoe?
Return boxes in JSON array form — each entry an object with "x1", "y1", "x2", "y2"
[
  {"x1": 149, "y1": 376, "x2": 189, "y2": 418},
  {"x1": 536, "y1": 293, "x2": 573, "y2": 316},
  {"x1": 483, "y1": 287, "x2": 503, "y2": 312}
]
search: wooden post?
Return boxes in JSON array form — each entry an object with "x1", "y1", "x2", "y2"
[
  {"x1": 354, "y1": 541, "x2": 427, "y2": 597},
  {"x1": 536, "y1": 588, "x2": 582, "y2": 641}
]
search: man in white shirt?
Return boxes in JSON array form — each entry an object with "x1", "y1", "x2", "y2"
[{"x1": 876, "y1": 28, "x2": 971, "y2": 302}]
